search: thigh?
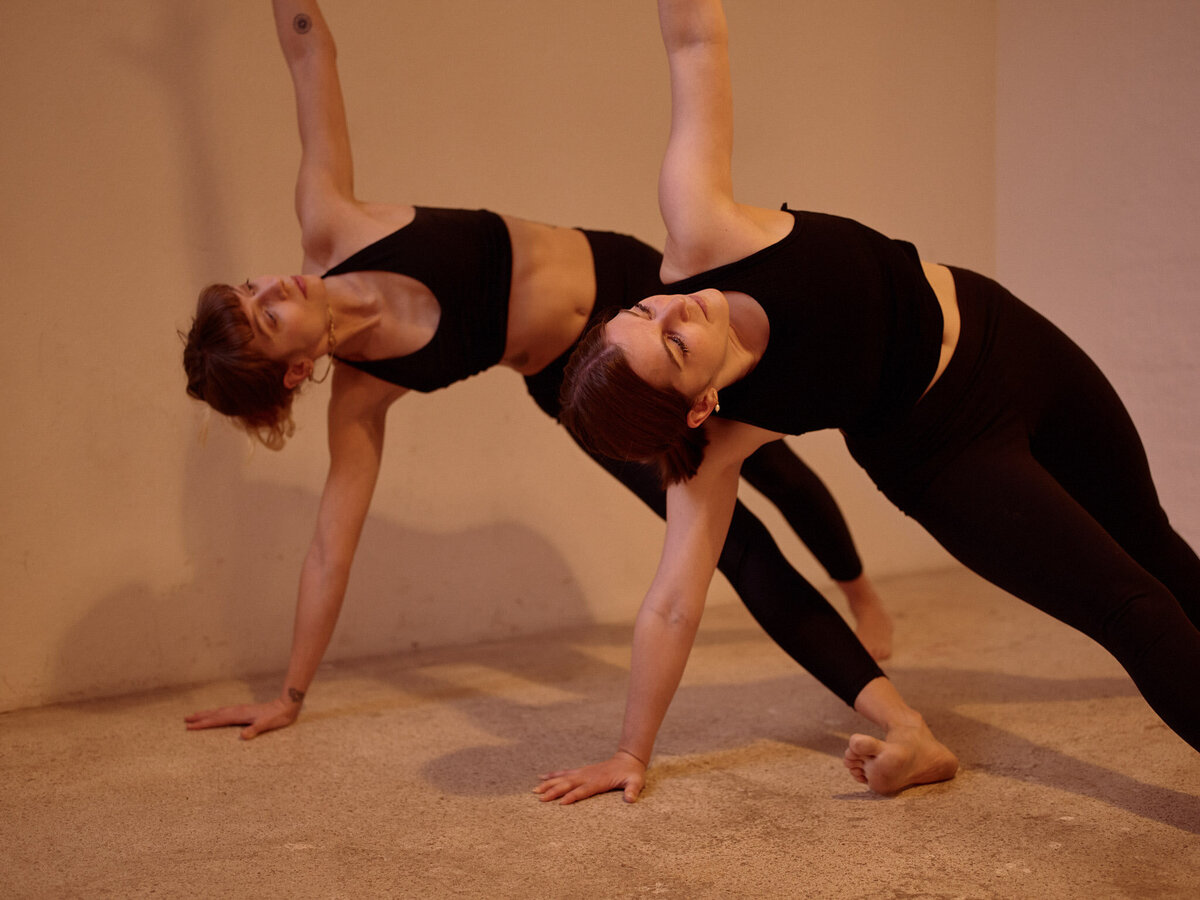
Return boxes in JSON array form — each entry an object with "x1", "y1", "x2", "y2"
[
  {"x1": 910, "y1": 435, "x2": 1183, "y2": 647},
  {"x1": 1016, "y1": 308, "x2": 1200, "y2": 623},
  {"x1": 911, "y1": 436, "x2": 1200, "y2": 750}
]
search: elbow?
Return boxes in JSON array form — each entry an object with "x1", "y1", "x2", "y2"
[
  {"x1": 284, "y1": 24, "x2": 337, "y2": 68},
  {"x1": 661, "y1": 2, "x2": 728, "y2": 52},
  {"x1": 642, "y1": 591, "x2": 703, "y2": 635}
]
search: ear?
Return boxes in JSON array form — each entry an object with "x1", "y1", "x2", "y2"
[
  {"x1": 283, "y1": 357, "x2": 314, "y2": 390},
  {"x1": 686, "y1": 387, "x2": 719, "y2": 429}
]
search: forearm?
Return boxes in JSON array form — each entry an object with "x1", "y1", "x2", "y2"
[
  {"x1": 278, "y1": 542, "x2": 353, "y2": 704},
  {"x1": 616, "y1": 594, "x2": 704, "y2": 765}
]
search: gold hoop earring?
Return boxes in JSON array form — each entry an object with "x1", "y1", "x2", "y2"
[
  {"x1": 309, "y1": 303, "x2": 338, "y2": 385},
  {"x1": 309, "y1": 356, "x2": 335, "y2": 384}
]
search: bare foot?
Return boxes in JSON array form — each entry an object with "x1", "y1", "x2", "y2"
[
  {"x1": 838, "y1": 575, "x2": 894, "y2": 661},
  {"x1": 842, "y1": 722, "x2": 959, "y2": 794}
]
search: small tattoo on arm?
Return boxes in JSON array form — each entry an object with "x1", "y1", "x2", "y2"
[
  {"x1": 288, "y1": 688, "x2": 306, "y2": 704},
  {"x1": 293, "y1": 13, "x2": 312, "y2": 34}
]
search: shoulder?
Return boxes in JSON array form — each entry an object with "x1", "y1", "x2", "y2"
[
  {"x1": 660, "y1": 204, "x2": 794, "y2": 281},
  {"x1": 678, "y1": 419, "x2": 779, "y2": 493},
  {"x1": 300, "y1": 200, "x2": 418, "y2": 273},
  {"x1": 706, "y1": 417, "x2": 780, "y2": 465},
  {"x1": 328, "y1": 363, "x2": 408, "y2": 424}
]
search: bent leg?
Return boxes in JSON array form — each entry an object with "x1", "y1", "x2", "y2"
[
  {"x1": 844, "y1": 677, "x2": 959, "y2": 793},
  {"x1": 582, "y1": 449, "x2": 883, "y2": 706},
  {"x1": 741, "y1": 440, "x2": 893, "y2": 659},
  {"x1": 741, "y1": 439, "x2": 862, "y2": 581}
]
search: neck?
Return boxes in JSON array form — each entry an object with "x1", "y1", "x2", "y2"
[
  {"x1": 720, "y1": 290, "x2": 769, "y2": 387},
  {"x1": 321, "y1": 273, "x2": 381, "y2": 356}
]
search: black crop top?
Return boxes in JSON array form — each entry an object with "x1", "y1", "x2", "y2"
[
  {"x1": 323, "y1": 207, "x2": 511, "y2": 392},
  {"x1": 665, "y1": 208, "x2": 943, "y2": 437}
]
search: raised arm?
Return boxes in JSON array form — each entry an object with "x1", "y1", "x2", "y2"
[
  {"x1": 186, "y1": 373, "x2": 405, "y2": 738},
  {"x1": 534, "y1": 446, "x2": 745, "y2": 803},
  {"x1": 271, "y1": 0, "x2": 356, "y2": 255},
  {"x1": 657, "y1": 0, "x2": 736, "y2": 275},
  {"x1": 656, "y1": 0, "x2": 789, "y2": 280}
]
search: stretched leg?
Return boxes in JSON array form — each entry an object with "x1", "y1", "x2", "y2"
[
  {"x1": 911, "y1": 445, "x2": 1200, "y2": 750},
  {"x1": 742, "y1": 440, "x2": 893, "y2": 659},
  {"x1": 1026, "y1": 365, "x2": 1200, "y2": 631},
  {"x1": 897, "y1": 280, "x2": 1200, "y2": 751}
]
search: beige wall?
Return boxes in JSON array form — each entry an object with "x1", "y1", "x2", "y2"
[
  {"x1": 0, "y1": 0, "x2": 1038, "y2": 713},
  {"x1": 995, "y1": 0, "x2": 1200, "y2": 550}
]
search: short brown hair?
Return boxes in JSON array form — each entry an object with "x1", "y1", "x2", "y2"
[
  {"x1": 181, "y1": 283, "x2": 297, "y2": 450},
  {"x1": 558, "y1": 317, "x2": 708, "y2": 485}
]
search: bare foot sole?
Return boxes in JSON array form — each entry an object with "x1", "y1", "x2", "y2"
[{"x1": 842, "y1": 724, "x2": 958, "y2": 794}]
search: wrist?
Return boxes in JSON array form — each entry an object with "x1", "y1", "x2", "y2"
[
  {"x1": 616, "y1": 747, "x2": 648, "y2": 768},
  {"x1": 284, "y1": 687, "x2": 307, "y2": 707}
]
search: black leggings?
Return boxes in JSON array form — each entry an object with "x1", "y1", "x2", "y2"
[
  {"x1": 741, "y1": 440, "x2": 861, "y2": 583},
  {"x1": 525, "y1": 229, "x2": 880, "y2": 705},
  {"x1": 848, "y1": 267, "x2": 1200, "y2": 750}
]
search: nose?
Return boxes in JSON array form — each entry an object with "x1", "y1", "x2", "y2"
[{"x1": 662, "y1": 294, "x2": 690, "y2": 323}]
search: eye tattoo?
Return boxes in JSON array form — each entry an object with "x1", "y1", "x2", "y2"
[
  {"x1": 293, "y1": 14, "x2": 312, "y2": 34},
  {"x1": 288, "y1": 687, "x2": 306, "y2": 703}
]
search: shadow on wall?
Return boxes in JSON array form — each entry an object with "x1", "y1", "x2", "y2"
[{"x1": 52, "y1": 421, "x2": 592, "y2": 703}]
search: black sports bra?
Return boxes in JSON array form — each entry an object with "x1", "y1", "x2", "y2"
[
  {"x1": 323, "y1": 207, "x2": 511, "y2": 392},
  {"x1": 666, "y1": 208, "x2": 943, "y2": 437}
]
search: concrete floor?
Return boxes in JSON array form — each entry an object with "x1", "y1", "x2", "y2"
[{"x1": 2, "y1": 566, "x2": 1197, "y2": 899}]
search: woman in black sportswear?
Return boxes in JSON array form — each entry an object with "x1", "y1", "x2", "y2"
[{"x1": 544, "y1": 0, "x2": 1199, "y2": 804}]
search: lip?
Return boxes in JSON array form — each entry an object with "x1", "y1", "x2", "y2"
[
  {"x1": 690, "y1": 293, "x2": 709, "y2": 321},
  {"x1": 292, "y1": 275, "x2": 307, "y2": 298}
]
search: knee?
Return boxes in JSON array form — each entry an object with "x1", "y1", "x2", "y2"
[
  {"x1": 716, "y1": 508, "x2": 781, "y2": 584},
  {"x1": 1101, "y1": 582, "x2": 1188, "y2": 664}
]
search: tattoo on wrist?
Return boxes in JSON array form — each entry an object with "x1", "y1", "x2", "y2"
[
  {"x1": 288, "y1": 687, "x2": 306, "y2": 704},
  {"x1": 293, "y1": 13, "x2": 312, "y2": 34}
]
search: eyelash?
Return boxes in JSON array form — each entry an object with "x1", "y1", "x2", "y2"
[
  {"x1": 243, "y1": 279, "x2": 276, "y2": 325},
  {"x1": 635, "y1": 303, "x2": 688, "y2": 354}
]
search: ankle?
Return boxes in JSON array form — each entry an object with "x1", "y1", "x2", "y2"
[
  {"x1": 884, "y1": 708, "x2": 927, "y2": 733},
  {"x1": 852, "y1": 677, "x2": 926, "y2": 732},
  {"x1": 838, "y1": 574, "x2": 879, "y2": 609}
]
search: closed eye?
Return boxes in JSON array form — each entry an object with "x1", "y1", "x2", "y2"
[{"x1": 621, "y1": 302, "x2": 683, "y2": 368}]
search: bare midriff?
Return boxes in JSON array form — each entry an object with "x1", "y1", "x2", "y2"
[
  {"x1": 499, "y1": 216, "x2": 598, "y2": 375},
  {"x1": 918, "y1": 261, "x2": 961, "y2": 399}
]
